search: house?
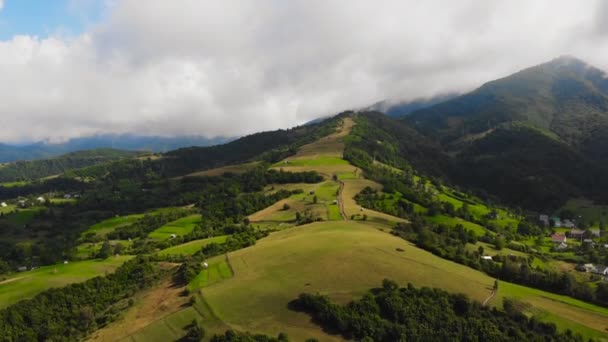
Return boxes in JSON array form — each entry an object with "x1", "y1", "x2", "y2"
[
  {"x1": 63, "y1": 260, "x2": 69, "y2": 264},
  {"x1": 481, "y1": 255, "x2": 493, "y2": 261},
  {"x1": 539, "y1": 214, "x2": 550, "y2": 226},
  {"x1": 18, "y1": 200, "x2": 27, "y2": 208},
  {"x1": 590, "y1": 229, "x2": 601, "y2": 238},
  {"x1": 63, "y1": 194, "x2": 72, "y2": 199},
  {"x1": 203, "y1": 262, "x2": 209, "y2": 268},
  {"x1": 584, "y1": 263, "x2": 597, "y2": 273},
  {"x1": 0, "y1": 202, "x2": 7, "y2": 207},
  {"x1": 17, "y1": 266, "x2": 27, "y2": 272},
  {"x1": 583, "y1": 238, "x2": 595, "y2": 245},
  {"x1": 36, "y1": 196, "x2": 45, "y2": 204},
  {"x1": 170, "y1": 234, "x2": 177, "y2": 239},
  {"x1": 569, "y1": 228, "x2": 585, "y2": 239},
  {"x1": 556, "y1": 242, "x2": 568, "y2": 250},
  {"x1": 562, "y1": 219, "x2": 576, "y2": 228},
  {"x1": 551, "y1": 217, "x2": 562, "y2": 227},
  {"x1": 332, "y1": 199, "x2": 338, "y2": 204},
  {"x1": 594, "y1": 265, "x2": 608, "y2": 276},
  {"x1": 550, "y1": 234, "x2": 567, "y2": 243}
]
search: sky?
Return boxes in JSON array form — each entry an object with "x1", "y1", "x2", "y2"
[{"x1": 0, "y1": 1, "x2": 608, "y2": 143}]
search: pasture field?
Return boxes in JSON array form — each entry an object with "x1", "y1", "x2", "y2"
[
  {"x1": 49, "y1": 198, "x2": 77, "y2": 204},
  {"x1": 0, "y1": 181, "x2": 29, "y2": 188},
  {"x1": 157, "y1": 235, "x2": 229, "y2": 256},
  {"x1": 74, "y1": 240, "x2": 133, "y2": 259},
  {"x1": 188, "y1": 256, "x2": 233, "y2": 291},
  {"x1": 197, "y1": 221, "x2": 608, "y2": 340},
  {"x1": 82, "y1": 214, "x2": 144, "y2": 238},
  {"x1": 341, "y1": 178, "x2": 407, "y2": 226},
  {"x1": 427, "y1": 214, "x2": 489, "y2": 236},
  {"x1": 273, "y1": 156, "x2": 349, "y2": 168},
  {"x1": 185, "y1": 161, "x2": 261, "y2": 178},
  {"x1": 0, "y1": 256, "x2": 132, "y2": 309},
  {"x1": 327, "y1": 204, "x2": 342, "y2": 220},
  {"x1": 0, "y1": 204, "x2": 15, "y2": 214},
  {"x1": 148, "y1": 214, "x2": 201, "y2": 240}
]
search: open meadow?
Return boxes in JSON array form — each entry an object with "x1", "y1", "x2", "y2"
[
  {"x1": 148, "y1": 214, "x2": 202, "y2": 240},
  {"x1": 0, "y1": 256, "x2": 132, "y2": 309}
]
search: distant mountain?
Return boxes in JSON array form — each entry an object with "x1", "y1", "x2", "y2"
[
  {"x1": 406, "y1": 56, "x2": 608, "y2": 152},
  {"x1": 0, "y1": 135, "x2": 232, "y2": 163},
  {"x1": 399, "y1": 56, "x2": 608, "y2": 209},
  {"x1": 368, "y1": 93, "x2": 459, "y2": 118},
  {"x1": 0, "y1": 148, "x2": 142, "y2": 183}
]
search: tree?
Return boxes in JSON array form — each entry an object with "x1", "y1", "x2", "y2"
[
  {"x1": 313, "y1": 195, "x2": 318, "y2": 204},
  {"x1": 97, "y1": 241, "x2": 113, "y2": 259},
  {"x1": 494, "y1": 237, "x2": 505, "y2": 251},
  {"x1": 182, "y1": 320, "x2": 205, "y2": 341},
  {"x1": 282, "y1": 203, "x2": 290, "y2": 211}
]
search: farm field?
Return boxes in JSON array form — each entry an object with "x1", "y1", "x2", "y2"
[
  {"x1": 157, "y1": 235, "x2": 229, "y2": 256},
  {"x1": 196, "y1": 221, "x2": 608, "y2": 340},
  {"x1": 0, "y1": 256, "x2": 132, "y2": 309},
  {"x1": 341, "y1": 178, "x2": 407, "y2": 227},
  {"x1": 74, "y1": 240, "x2": 132, "y2": 259},
  {"x1": 6, "y1": 207, "x2": 44, "y2": 226},
  {"x1": 188, "y1": 256, "x2": 233, "y2": 291},
  {"x1": 82, "y1": 214, "x2": 144, "y2": 238},
  {"x1": 148, "y1": 214, "x2": 201, "y2": 240},
  {"x1": 427, "y1": 214, "x2": 489, "y2": 236},
  {"x1": 185, "y1": 161, "x2": 261, "y2": 178},
  {"x1": 0, "y1": 204, "x2": 15, "y2": 214}
]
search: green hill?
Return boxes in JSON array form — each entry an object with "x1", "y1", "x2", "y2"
[{"x1": 0, "y1": 148, "x2": 140, "y2": 183}]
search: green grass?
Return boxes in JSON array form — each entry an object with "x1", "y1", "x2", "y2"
[
  {"x1": 188, "y1": 257, "x2": 233, "y2": 292},
  {"x1": 0, "y1": 181, "x2": 29, "y2": 188},
  {"x1": 0, "y1": 256, "x2": 132, "y2": 309},
  {"x1": 327, "y1": 204, "x2": 342, "y2": 220},
  {"x1": 315, "y1": 180, "x2": 339, "y2": 202},
  {"x1": 273, "y1": 156, "x2": 349, "y2": 167},
  {"x1": 337, "y1": 172, "x2": 358, "y2": 180},
  {"x1": 157, "y1": 236, "x2": 229, "y2": 256},
  {"x1": 49, "y1": 198, "x2": 77, "y2": 204},
  {"x1": 427, "y1": 215, "x2": 489, "y2": 236},
  {"x1": 198, "y1": 221, "x2": 608, "y2": 340},
  {"x1": 0, "y1": 204, "x2": 15, "y2": 214},
  {"x1": 82, "y1": 214, "x2": 144, "y2": 238},
  {"x1": 148, "y1": 215, "x2": 202, "y2": 240}
]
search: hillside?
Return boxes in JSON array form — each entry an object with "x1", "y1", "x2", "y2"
[
  {"x1": 406, "y1": 56, "x2": 608, "y2": 149},
  {"x1": 0, "y1": 148, "x2": 141, "y2": 183}
]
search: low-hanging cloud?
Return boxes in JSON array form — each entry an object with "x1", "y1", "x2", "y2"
[{"x1": 0, "y1": 0, "x2": 607, "y2": 143}]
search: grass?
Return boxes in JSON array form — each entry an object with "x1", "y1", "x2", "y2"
[
  {"x1": 49, "y1": 198, "x2": 77, "y2": 204},
  {"x1": 0, "y1": 181, "x2": 29, "y2": 188},
  {"x1": 327, "y1": 204, "x2": 342, "y2": 220},
  {"x1": 201, "y1": 221, "x2": 495, "y2": 341},
  {"x1": 0, "y1": 256, "x2": 131, "y2": 309},
  {"x1": 427, "y1": 215, "x2": 489, "y2": 236},
  {"x1": 82, "y1": 214, "x2": 144, "y2": 238},
  {"x1": 188, "y1": 256, "x2": 234, "y2": 291},
  {"x1": 185, "y1": 161, "x2": 261, "y2": 178},
  {"x1": 197, "y1": 221, "x2": 608, "y2": 340},
  {"x1": 273, "y1": 156, "x2": 349, "y2": 168},
  {"x1": 148, "y1": 214, "x2": 201, "y2": 240},
  {"x1": 157, "y1": 235, "x2": 229, "y2": 256},
  {"x1": 341, "y1": 178, "x2": 407, "y2": 227},
  {"x1": 0, "y1": 204, "x2": 15, "y2": 214},
  {"x1": 74, "y1": 240, "x2": 133, "y2": 259}
]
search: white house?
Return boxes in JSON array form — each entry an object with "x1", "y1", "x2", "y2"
[
  {"x1": 481, "y1": 255, "x2": 493, "y2": 261},
  {"x1": 539, "y1": 214, "x2": 549, "y2": 226},
  {"x1": 36, "y1": 197, "x2": 45, "y2": 203},
  {"x1": 0, "y1": 202, "x2": 7, "y2": 207},
  {"x1": 556, "y1": 242, "x2": 568, "y2": 250},
  {"x1": 203, "y1": 262, "x2": 209, "y2": 269},
  {"x1": 594, "y1": 265, "x2": 608, "y2": 276},
  {"x1": 170, "y1": 234, "x2": 177, "y2": 239}
]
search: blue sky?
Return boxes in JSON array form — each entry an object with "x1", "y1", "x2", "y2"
[{"x1": 0, "y1": 0, "x2": 105, "y2": 39}]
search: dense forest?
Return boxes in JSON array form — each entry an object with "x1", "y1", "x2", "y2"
[{"x1": 291, "y1": 279, "x2": 589, "y2": 341}]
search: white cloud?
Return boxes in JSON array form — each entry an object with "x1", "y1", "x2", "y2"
[{"x1": 0, "y1": 0, "x2": 607, "y2": 142}]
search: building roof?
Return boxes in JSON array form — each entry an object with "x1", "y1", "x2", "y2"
[{"x1": 551, "y1": 234, "x2": 567, "y2": 242}]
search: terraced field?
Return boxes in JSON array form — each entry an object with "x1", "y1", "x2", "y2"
[{"x1": 148, "y1": 214, "x2": 202, "y2": 240}]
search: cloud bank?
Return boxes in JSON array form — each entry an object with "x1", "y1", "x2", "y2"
[{"x1": 1, "y1": 0, "x2": 608, "y2": 142}]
